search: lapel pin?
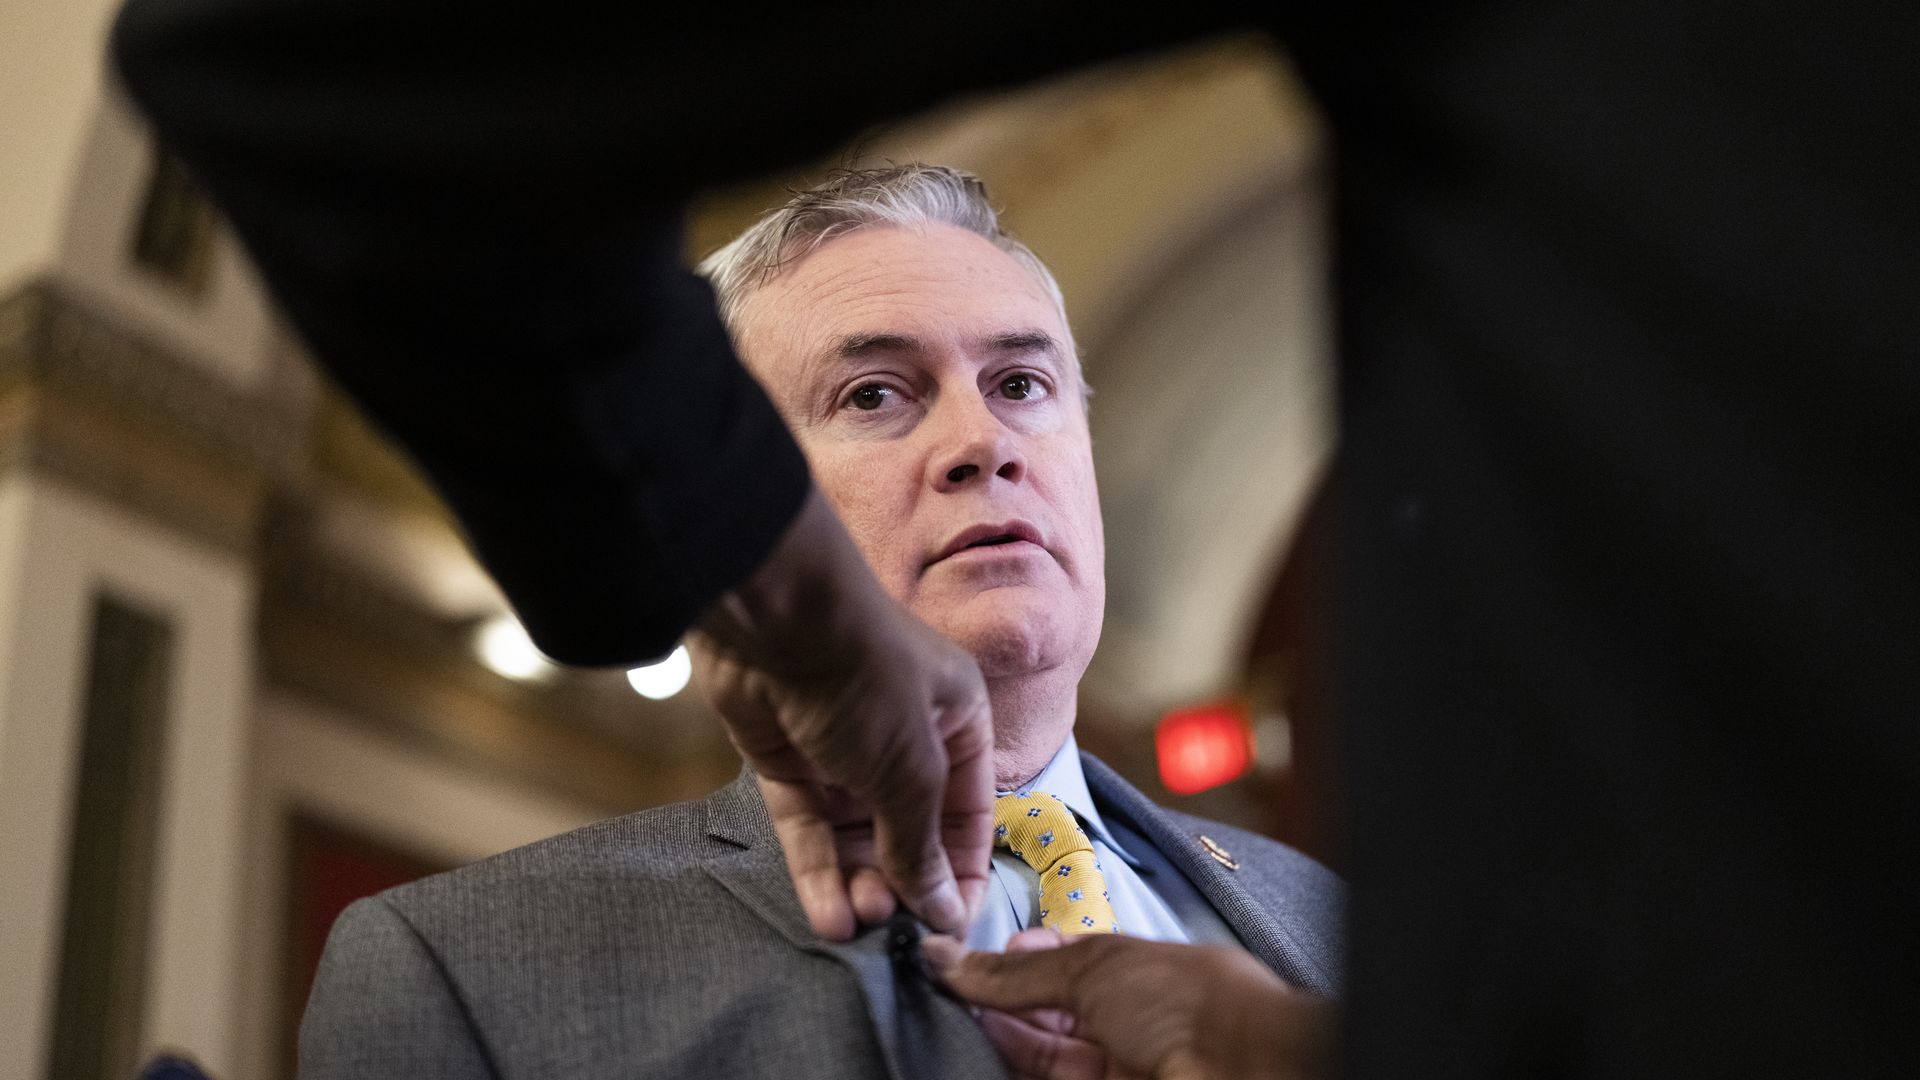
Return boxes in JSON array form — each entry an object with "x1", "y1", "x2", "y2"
[{"x1": 1197, "y1": 834, "x2": 1239, "y2": 871}]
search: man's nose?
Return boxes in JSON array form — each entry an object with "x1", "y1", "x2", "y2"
[{"x1": 927, "y1": 394, "x2": 1025, "y2": 492}]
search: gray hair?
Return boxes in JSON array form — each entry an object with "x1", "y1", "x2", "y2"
[{"x1": 695, "y1": 164, "x2": 1071, "y2": 339}]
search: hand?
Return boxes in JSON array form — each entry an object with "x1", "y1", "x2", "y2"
[
  {"x1": 924, "y1": 931, "x2": 1336, "y2": 1080},
  {"x1": 973, "y1": 929, "x2": 1106, "y2": 1080},
  {"x1": 690, "y1": 487, "x2": 995, "y2": 941}
]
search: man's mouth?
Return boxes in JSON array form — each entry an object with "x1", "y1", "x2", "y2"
[{"x1": 931, "y1": 521, "x2": 1047, "y2": 565}]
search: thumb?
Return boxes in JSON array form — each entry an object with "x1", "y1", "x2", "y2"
[{"x1": 867, "y1": 748, "x2": 967, "y2": 932}]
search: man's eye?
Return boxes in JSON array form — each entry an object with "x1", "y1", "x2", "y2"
[
  {"x1": 847, "y1": 384, "x2": 894, "y2": 411},
  {"x1": 999, "y1": 374, "x2": 1046, "y2": 401}
]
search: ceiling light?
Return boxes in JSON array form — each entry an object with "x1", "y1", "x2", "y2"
[
  {"x1": 627, "y1": 645, "x2": 692, "y2": 700},
  {"x1": 474, "y1": 613, "x2": 556, "y2": 682}
]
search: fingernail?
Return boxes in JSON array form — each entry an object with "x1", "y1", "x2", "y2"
[
  {"x1": 925, "y1": 884, "x2": 964, "y2": 931},
  {"x1": 920, "y1": 934, "x2": 965, "y2": 975}
]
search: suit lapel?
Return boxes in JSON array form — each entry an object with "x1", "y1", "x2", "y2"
[
  {"x1": 700, "y1": 771, "x2": 1006, "y2": 1080},
  {"x1": 699, "y1": 771, "x2": 818, "y2": 948},
  {"x1": 1081, "y1": 753, "x2": 1334, "y2": 995}
]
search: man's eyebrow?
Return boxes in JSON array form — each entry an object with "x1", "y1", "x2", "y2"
[
  {"x1": 801, "y1": 333, "x2": 924, "y2": 392},
  {"x1": 835, "y1": 332, "x2": 925, "y2": 356},
  {"x1": 813, "y1": 329, "x2": 1062, "y2": 370},
  {"x1": 987, "y1": 330, "x2": 1062, "y2": 356}
]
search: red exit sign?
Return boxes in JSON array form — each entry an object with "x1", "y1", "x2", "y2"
[{"x1": 1156, "y1": 699, "x2": 1253, "y2": 795}]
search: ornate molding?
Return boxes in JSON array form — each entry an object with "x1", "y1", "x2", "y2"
[
  {"x1": 0, "y1": 276, "x2": 308, "y2": 553},
  {"x1": 0, "y1": 278, "x2": 302, "y2": 471}
]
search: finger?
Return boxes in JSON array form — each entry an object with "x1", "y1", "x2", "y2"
[
  {"x1": 925, "y1": 933, "x2": 1077, "y2": 1031},
  {"x1": 1001, "y1": 935, "x2": 1075, "y2": 1038},
  {"x1": 1005, "y1": 927, "x2": 1067, "y2": 954},
  {"x1": 978, "y1": 1009, "x2": 1106, "y2": 1080},
  {"x1": 928, "y1": 934, "x2": 1120, "y2": 1013},
  {"x1": 847, "y1": 865, "x2": 897, "y2": 926},
  {"x1": 920, "y1": 933, "x2": 970, "y2": 973},
  {"x1": 832, "y1": 823, "x2": 901, "y2": 927},
  {"x1": 828, "y1": 818, "x2": 876, "y2": 867},
  {"x1": 1020, "y1": 1005, "x2": 1076, "y2": 1038},
  {"x1": 999, "y1": 936, "x2": 1076, "y2": 1040},
  {"x1": 871, "y1": 808, "x2": 964, "y2": 931},
  {"x1": 938, "y1": 693, "x2": 997, "y2": 926},
  {"x1": 871, "y1": 691, "x2": 983, "y2": 930},
  {"x1": 759, "y1": 776, "x2": 855, "y2": 941}
]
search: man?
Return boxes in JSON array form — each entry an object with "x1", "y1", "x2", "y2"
[{"x1": 300, "y1": 167, "x2": 1342, "y2": 1080}]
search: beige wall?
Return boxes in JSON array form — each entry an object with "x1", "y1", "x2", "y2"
[
  {"x1": 0, "y1": 475, "x2": 254, "y2": 1080},
  {"x1": 0, "y1": 0, "x2": 122, "y2": 295},
  {"x1": 1086, "y1": 180, "x2": 1334, "y2": 714}
]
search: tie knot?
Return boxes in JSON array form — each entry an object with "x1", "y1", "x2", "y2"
[
  {"x1": 991, "y1": 790, "x2": 1119, "y2": 936},
  {"x1": 993, "y1": 791, "x2": 1091, "y2": 870}
]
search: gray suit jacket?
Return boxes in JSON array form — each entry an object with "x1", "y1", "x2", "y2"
[{"x1": 300, "y1": 753, "x2": 1343, "y2": 1079}]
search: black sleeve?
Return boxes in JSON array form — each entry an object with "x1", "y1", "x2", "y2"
[{"x1": 108, "y1": 3, "x2": 1245, "y2": 665}]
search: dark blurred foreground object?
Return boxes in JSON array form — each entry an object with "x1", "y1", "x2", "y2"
[
  {"x1": 138, "y1": 1054, "x2": 212, "y2": 1080},
  {"x1": 112, "y1": 2, "x2": 1918, "y2": 1076}
]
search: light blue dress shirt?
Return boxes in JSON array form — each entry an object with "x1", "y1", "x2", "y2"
[{"x1": 964, "y1": 735, "x2": 1193, "y2": 950}]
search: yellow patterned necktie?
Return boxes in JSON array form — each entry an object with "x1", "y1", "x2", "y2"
[{"x1": 993, "y1": 791, "x2": 1121, "y2": 936}]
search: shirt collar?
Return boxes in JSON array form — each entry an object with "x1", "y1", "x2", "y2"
[{"x1": 999, "y1": 734, "x2": 1145, "y2": 869}]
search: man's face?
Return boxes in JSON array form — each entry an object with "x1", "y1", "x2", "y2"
[{"x1": 733, "y1": 224, "x2": 1104, "y2": 681}]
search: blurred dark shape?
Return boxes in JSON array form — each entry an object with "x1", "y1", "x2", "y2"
[
  {"x1": 49, "y1": 599, "x2": 173, "y2": 1080},
  {"x1": 136, "y1": 1055, "x2": 212, "y2": 1080},
  {"x1": 129, "y1": 148, "x2": 216, "y2": 298}
]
